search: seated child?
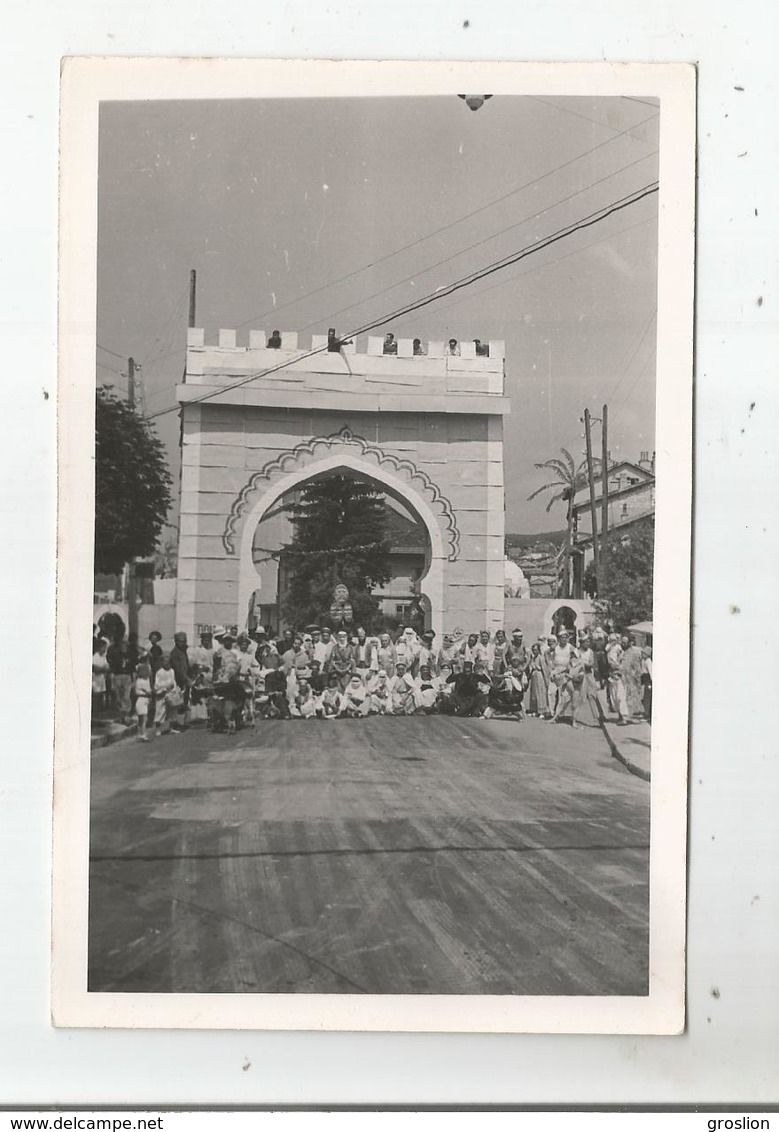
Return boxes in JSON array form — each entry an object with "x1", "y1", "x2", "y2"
[
  {"x1": 263, "y1": 665, "x2": 291, "y2": 719},
  {"x1": 293, "y1": 678, "x2": 318, "y2": 719},
  {"x1": 320, "y1": 674, "x2": 343, "y2": 718},
  {"x1": 413, "y1": 664, "x2": 440, "y2": 713},
  {"x1": 365, "y1": 669, "x2": 390, "y2": 714}
]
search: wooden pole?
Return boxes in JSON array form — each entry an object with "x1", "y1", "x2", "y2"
[
  {"x1": 600, "y1": 403, "x2": 609, "y2": 597},
  {"x1": 127, "y1": 356, "x2": 135, "y2": 409},
  {"x1": 127, "y1": 357, "x2": 138, "y2": 638},
  {"x1": 188, "y1": 269, "x2": 197, "y2": 328},
  {"x1": 584, "y1": 409, "x2": 600, "y2": 581}
]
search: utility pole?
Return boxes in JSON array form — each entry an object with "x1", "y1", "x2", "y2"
[
  {"x1": 189, "y1": 269, "x2": 197, "y2": 329},
  {"x1": 584, "y1": 408, "x2": 600, "y2": 582},
  {"x1": 600, "y1": 403, "x2": 609, "y2": 597},
  {"x1": 126, "y1": 356, "x2": 138, "y2": 638}
]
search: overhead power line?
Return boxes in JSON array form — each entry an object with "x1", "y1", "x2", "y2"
[
  {"x1": 399, "y1": 207, "x2": 658, "y2": 329},
  {"x1": 348, "y1": 182, "x2": 659, "y2": 335},
  {"x1": 290, "y1": 150, "x2": 658, "y2": 339},
  {"x1": 96, "y1": 342, "x2": 127, "y2": 361},
  {"x1": 145, "y1": 180, "x2": 659, "y2": 423},
  {"x1": 230, "y1": 107, "x2": 659, "y2": 332},
  {"x1": 144, "y1": 148, "x2": 658, "y2": 407}
]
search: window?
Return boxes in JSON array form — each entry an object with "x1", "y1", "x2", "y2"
[{"x1": 621, "y1": 502, "x2": 629, "y2": 518}]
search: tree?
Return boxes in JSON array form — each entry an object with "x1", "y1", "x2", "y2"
[
  {"x1": 584, "y1": 516, "x2": 654, "y2": 629},
  {"x1": 527, "y1": 448, "x2": 597, "y2": 597},
  {"x1": 94, "y1": 386, "x2": 173, "y2": 574},
  {"x1": 153, "y1": 528, "x2": 179, "y2": 578},
  {"x1": 280, "y1": 474, "x2": 392, "y2": 630}
]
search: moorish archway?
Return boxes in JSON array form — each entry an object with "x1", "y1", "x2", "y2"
[
  {"x1": 175, "y1": 327, "x2": 508, "y2": 640},
  {"x1": 228, "y1": 430, "x2": 455, "y2": 639}
]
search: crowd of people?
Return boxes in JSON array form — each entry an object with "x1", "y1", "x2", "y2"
[{"x1": 92, "y1": 619, "x2": 652, "y2": 741}]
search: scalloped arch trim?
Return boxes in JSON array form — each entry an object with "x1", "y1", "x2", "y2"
[{"x1": 223, "y1": 427, "x2": 460, "y2": 561}]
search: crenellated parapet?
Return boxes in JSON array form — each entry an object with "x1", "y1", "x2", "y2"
[{"x1": 180, "y1": 328, "x2": 509, "y2": 416}]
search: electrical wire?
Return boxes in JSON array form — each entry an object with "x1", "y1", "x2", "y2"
[
  {"x1": 96, "y1": 343, "x2": 127, "y2": 362},
  {"x1": 142, "y1": 286, "x2": 189, "y2": 370},
  {"x1": 106, "y1": 108, "x2": 660, "y2": 398},
  {"x1": 346, "y1": 183, "x2": 659, "y2": 334},
  {"x1": 144, "y1": 180, "x2": 659, "y2": 423},
  {"x1": 290, "y1": 150, "x2": 659, "y2": 339},
  {"x1": 399, "y1": 207, "x2": 658, "y2": 329},
  {"x1": 622, "y1": 95, "x2": 660, "y2": 110},
  {"x1": 96, "y1": 360, "x2": 126, "y2": 379},
  {"x1": 530, "y1": 96, "x2": 640, "y2": 132},
  {"x1": 605, "y1": 307, "x2": 657, "y2": 402},
  {"x1": 229, "y1": 107, "x2": 659, "y2": 333},
  {"x1": 143, "y1": 146, "x2": 659, "y2": 405}
]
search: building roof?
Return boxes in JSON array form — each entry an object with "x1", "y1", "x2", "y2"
[{"x1": 573, "y1": 474, "x2": 655, "y2": 516}]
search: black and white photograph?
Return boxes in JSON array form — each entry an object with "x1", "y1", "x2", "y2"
[{"x1": 54, "y1": 59, "x2": 694, "y2": 1032}]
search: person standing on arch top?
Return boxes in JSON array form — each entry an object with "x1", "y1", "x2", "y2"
[
  {"x1": 327, "y1": 328, "x2": 352, "y2": 353},
  {"x1": 446, "y1": 338, "x2": 461, "y2": 356},
  {"x1": 267, "y1": 329, "x2": 282, "y2": 349},
  {"x1": 382, "y1": 332, "x2": 398, "y2": 355}
]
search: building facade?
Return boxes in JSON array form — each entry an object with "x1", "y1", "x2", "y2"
[
  {"x1": 175, "y1": 328, "x2": 509, "y2": 639},
  {"x1": 572, "y1": 453, "x2": 656, "y2": 581}
]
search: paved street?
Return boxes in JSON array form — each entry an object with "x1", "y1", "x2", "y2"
[{"x1": 88, "y1": 715, "x2": 649, "y2": 996}]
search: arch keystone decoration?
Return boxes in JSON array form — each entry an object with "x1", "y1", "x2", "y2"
[{"x1": 223, "y1": 426, "x2": 460, "y2": 561}]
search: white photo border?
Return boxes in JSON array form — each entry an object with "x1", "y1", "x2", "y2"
[{"x1": 53, "y1": 57, "x2": 695, "y2": 1033}]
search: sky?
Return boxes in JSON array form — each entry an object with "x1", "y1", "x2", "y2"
[{"x1": 96, "y1": 95, "x2": 658, "y2": 532}]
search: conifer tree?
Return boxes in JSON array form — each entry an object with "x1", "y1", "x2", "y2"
[{"x1": 281, "y1": 474, "x2": 392, "y2": 630}]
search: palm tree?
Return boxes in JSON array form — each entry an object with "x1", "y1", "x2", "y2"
[{"x1": 527, "y1": 448, "x2": 599, "y2": 597}]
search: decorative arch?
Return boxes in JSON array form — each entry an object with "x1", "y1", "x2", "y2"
[
  {"x1": 223, "y1": 426, "x2": 460, "y2": 561},
  {"x1": 232, "y1": 429, "x2": 454, "y2": 639}
]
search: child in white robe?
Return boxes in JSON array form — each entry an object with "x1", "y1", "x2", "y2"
[
  {"x1": 339, "y1": 674, "x2": 371, "y2": 718},
  {"x1": 389, "y1": 662, "x2": 417, "y2": 715},
  {"x1": 413, "y1": 664, "x2": 440, "y2": 713}
]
